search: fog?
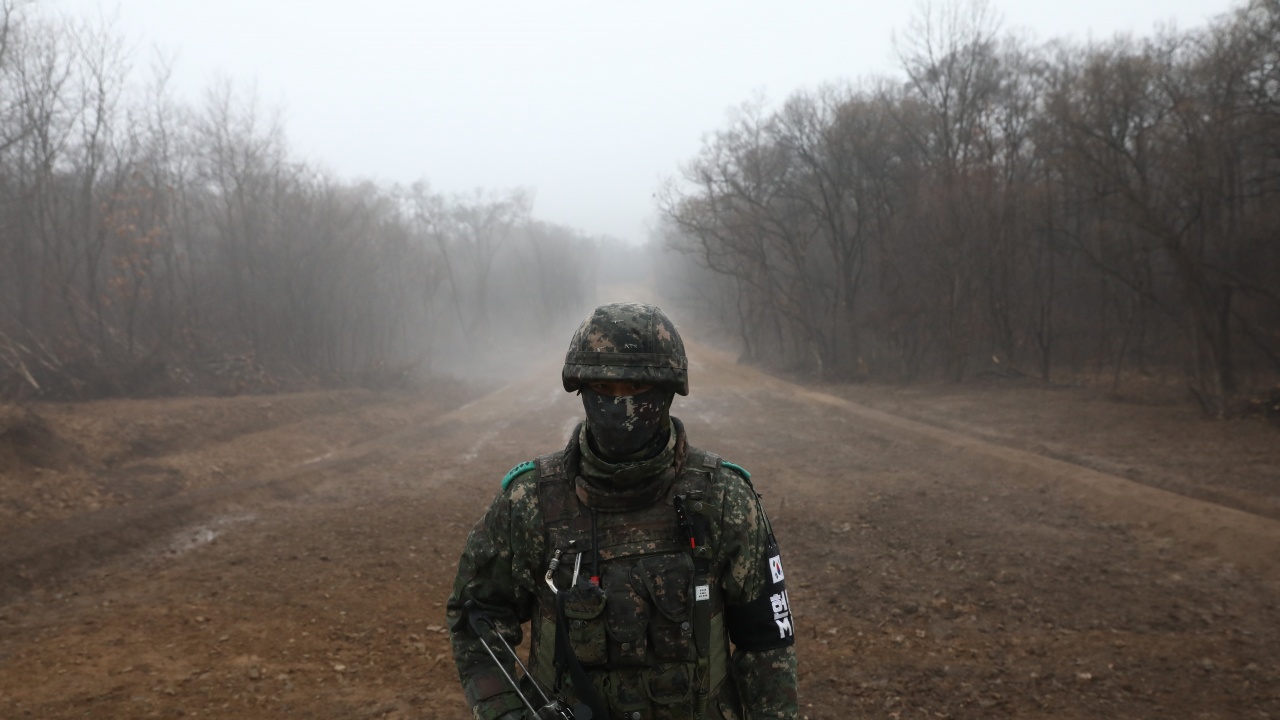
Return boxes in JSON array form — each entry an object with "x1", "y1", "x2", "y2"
[
  {"x1": 654, "y1": 0, "x2": 1280, "y2": 404},
  {"x1": 50, "y1": 0, "x2": 1226, "y2": 245},
  {"x1": 1, "y1": 0, "x2": 1269, "y2": 402}
]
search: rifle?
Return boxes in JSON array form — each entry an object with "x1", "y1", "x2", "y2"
[{"x1": 465, "y1": 606, "x2": 581, "y2": 720}]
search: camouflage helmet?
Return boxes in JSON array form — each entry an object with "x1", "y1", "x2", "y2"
[{"x1": 562, "y1": 303, "x2": 689, "y2": 396}]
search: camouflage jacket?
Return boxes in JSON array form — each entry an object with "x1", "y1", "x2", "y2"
[{"x1": 447, "y1": 421, "x2": 798, "y2": 720}]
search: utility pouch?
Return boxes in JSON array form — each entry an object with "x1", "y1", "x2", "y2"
[
  {"x1": 561, "y1": 583, "x2": 608, "y2": 666},
  {"x1": 607, "y1": 668, "x2": 652, "y2": 720},
  {"x1": 635, "y1": 554, "x2": 696, "y2": 661},
  {"x1": 713, "y1": 698, "x2": 742, "y2": 720},
  {"x1": 709, "y1": 678, "x2": 744, "y2": 720},
  {"x1": 644, "y1": 663, "x2": 695, "y2": 718},
  {"x1": 602, "y1": 567, "x2": 649, "y2": 667}
]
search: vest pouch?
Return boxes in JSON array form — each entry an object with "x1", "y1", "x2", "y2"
[
  {"x1": 711, "y1": 671, "x2": 743, "y2": 720},
  {"x1": 644, "y1": 663, "x2": 694, "y2": 717},
  {"x1": 712, "y1": 698, "x2": 742, "y2": 720},
  {"x1": 634, "y1": 554, "x2": 696, "y2": 662},
  {"x1": 603, "y1": 563, "x2": 650, "y2": 667},
  {"x1": 606, "y1": 668, "x2": 652, "y2": 720},
  {"x1": 561, "y1": 584, "x2": 608, "y2": 666}
]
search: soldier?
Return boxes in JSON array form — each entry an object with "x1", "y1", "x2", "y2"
[{"x1": 447, "y1": 303, "x2": 798, "y2": 720}]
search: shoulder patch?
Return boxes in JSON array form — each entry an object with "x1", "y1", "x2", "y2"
[
  {"x1": 721, "y1": 460, "x2": 751, "y2": 480},
  {"x1": 501, "y1": 460, "x2": 537, "y2": 490}
]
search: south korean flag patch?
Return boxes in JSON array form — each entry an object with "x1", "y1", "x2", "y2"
[
  {"x1": 725, "y1": 534, "x2": 796, "y2": 651},
  {"x1": 769, "y1": 555, "x2": 785, "y2": 584}
]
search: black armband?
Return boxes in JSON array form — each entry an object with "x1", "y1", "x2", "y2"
[{"x1": 725, "y1": 537, "x2": 795, "y2": 651}]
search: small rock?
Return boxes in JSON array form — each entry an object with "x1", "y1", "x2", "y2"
[{"x1": 247, "y1": 667, "x2": 261, "y2": 680}]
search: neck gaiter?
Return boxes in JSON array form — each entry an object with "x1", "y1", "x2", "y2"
[{"x1": 580, "y1": 386, "x2": 674, "y2": 460}]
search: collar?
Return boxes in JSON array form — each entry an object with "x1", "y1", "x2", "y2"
[{"x1": 570, "y1": 418, "x2": 689, "y2": 513}]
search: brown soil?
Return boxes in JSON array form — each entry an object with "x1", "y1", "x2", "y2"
[{"x1": 1, "y1": 345, "x2": 1278, "y2": 719}]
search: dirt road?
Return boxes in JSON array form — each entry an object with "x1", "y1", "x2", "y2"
[{"x1": 2, "y1": 342, "x2": 1279, "y2": 719}]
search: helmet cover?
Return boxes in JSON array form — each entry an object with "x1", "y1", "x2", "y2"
[{"x1": 562, "y1": 303, "x2": 689, "y2": 396}]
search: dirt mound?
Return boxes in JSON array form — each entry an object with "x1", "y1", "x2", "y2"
[
  {"x1": 0, "y1": 379, "x2": 480, "y2": 534},
  {"x1": 0, "y1": 405, "x2": 85, "y2": 473},
  {"x1": 1247, "y1": 387, "x2": 1280, "y2": 421}
]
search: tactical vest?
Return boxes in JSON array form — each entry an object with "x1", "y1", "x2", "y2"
[{"x1": 525, "y1": 446, "x2": 735, "y2": 720}]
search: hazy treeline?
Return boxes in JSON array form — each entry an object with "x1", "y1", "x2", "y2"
[
  {"x1": 0, "y1": 5, "x2": 596, "y2": 399},
  {"x1": 659, "y1": 0, "x2": 1280, "y2": 404}
]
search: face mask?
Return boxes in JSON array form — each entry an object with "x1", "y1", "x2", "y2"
[{"x1": 581, "y1": 386, "x2": 673, "y2": 459}]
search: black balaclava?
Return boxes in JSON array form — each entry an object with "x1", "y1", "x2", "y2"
[{"x1": 580, "y1": 386, "x2": 674, "y2": 460}]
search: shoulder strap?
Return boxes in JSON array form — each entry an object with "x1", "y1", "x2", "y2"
[
  {"x1": 678, "y1": 447, "x2": 720, "y2": 716},
  {"x1": 535, "y1": 451, "x2": 576, "y2": 528},
  {"x1": 698, "y1": 449, "x2": 721, "y2": 471}
]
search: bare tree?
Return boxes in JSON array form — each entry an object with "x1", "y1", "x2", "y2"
[{"x1": 658, "y1": 0, "x2": 1280, "y2": 407}]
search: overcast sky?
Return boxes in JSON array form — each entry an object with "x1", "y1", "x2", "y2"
[{"x1": 51, "y1": 0, "x2": 1235, "y2": 244}]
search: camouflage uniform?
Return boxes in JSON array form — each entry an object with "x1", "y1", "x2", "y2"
[{"x1": 448, "y1": 304, "x2": 798, "y2": 720}]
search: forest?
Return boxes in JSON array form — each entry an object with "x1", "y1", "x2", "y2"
[
  {"x1": 3, "y1": 0, "x2": 1278, "y2": 414},
  {"x1": 0, "y1": 2, "x2": 599, "y2": 400},
  {"x1": 658, "y1": 0, "x2": 1280, "y2": 411}
]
